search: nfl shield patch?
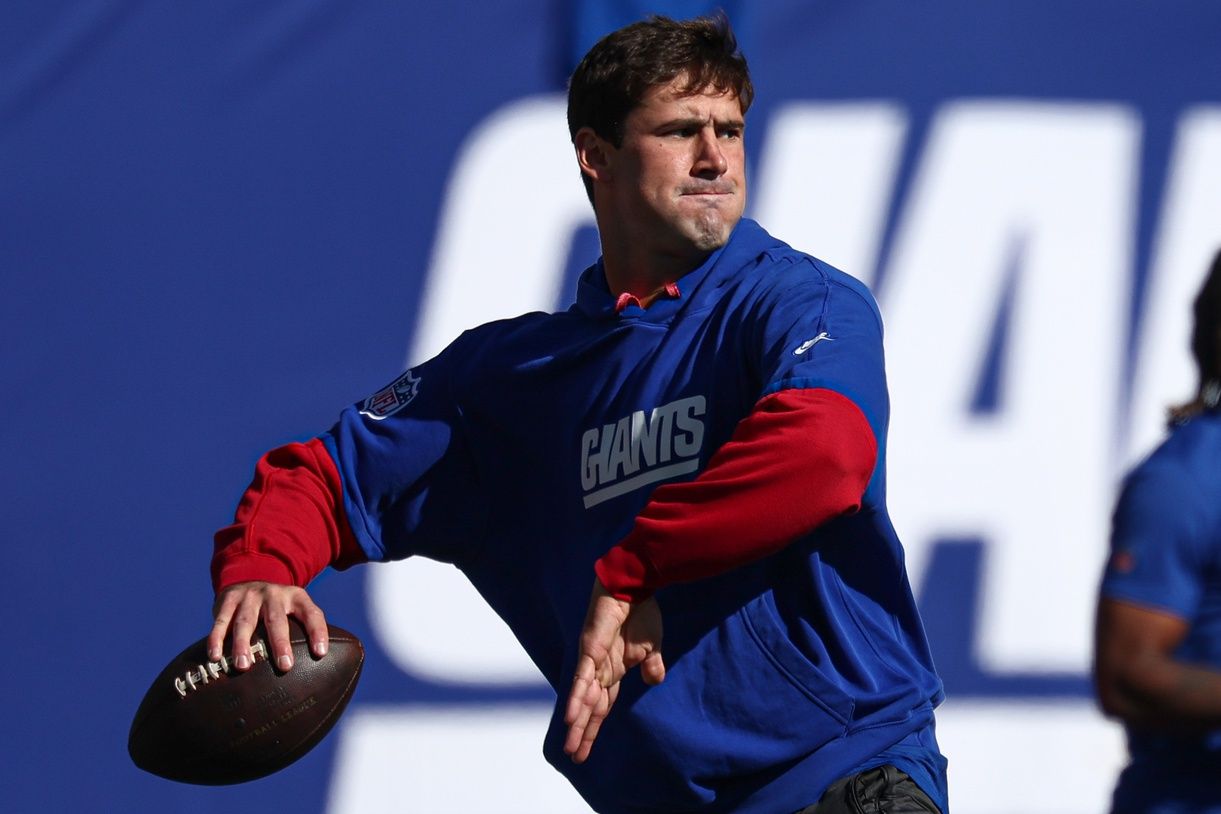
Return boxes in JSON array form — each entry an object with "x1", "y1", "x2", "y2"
[{"x1": 360, "y1": 369, "x2": 421, "y2": 420}]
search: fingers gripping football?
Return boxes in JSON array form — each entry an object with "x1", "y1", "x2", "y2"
[{"x1": 209, "y1": 581, "x2": 329, "y2": 671}]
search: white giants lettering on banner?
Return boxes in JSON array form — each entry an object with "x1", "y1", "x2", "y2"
[
  {"x1": 882, "y1": 102, "x2": 1137, "y2": 674},
  {"x1": 326, "y1": 98, "x2": 1221, "y2": 814},
  {"x1": 408, "y1": 97, "x2": 593, "y2": 364},
  {"x1": 754, "y1": 102, "x2": 908, "y2": 282}
]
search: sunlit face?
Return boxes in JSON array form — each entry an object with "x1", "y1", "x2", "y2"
[{"x1": 599, "y1": 77, "x2": 747, "y2": 263}]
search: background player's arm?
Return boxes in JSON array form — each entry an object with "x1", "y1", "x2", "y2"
[{"x1": 1094, "y1": 597, "x2": 1221, "y2": 732}]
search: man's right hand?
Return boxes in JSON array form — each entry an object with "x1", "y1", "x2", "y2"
[{"x1": 209, "y1": 581, "x2": 329, "y2": 673}]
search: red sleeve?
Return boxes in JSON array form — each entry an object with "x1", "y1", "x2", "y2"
[
  {"x1": 594, "y1": 388, "x2": 877, "y2": 602},
  {"x1": 211, "y1": 437, "x2": 367, "y2": 593}
]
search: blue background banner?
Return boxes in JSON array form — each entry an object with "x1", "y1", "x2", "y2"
[{"x1": 4, "y1": 2, "x2": 1221, "y2": 812}]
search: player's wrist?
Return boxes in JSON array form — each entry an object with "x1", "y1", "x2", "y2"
[
  {"x1": 211, "y1": 551, "x2": 296, "y2": 594},
  {"x1": 595, "y1": 545, "x2": 655, "y2": 603}
]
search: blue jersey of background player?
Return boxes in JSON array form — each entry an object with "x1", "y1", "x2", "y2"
[
  {"x1": 207, "y1": 15, "x2": 947, "y2": 814},
  {"x1": 1097, "y1": 249, "x2": 1221, "y2": 814}
]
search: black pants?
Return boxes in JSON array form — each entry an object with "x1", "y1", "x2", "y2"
[{"x1": 795, "y1": 765, "x2": 941, "y2": 814}]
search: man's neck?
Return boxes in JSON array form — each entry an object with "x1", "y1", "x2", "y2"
[{"x1": 600, "y1": 240, "x2": 710, "y2": 298}]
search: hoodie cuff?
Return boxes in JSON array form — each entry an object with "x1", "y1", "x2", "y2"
[{"x1": 594, "y1": 543, "x2": 656, "y2": 603}]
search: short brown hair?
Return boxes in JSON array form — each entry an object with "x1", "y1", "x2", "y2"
[{"x1": 567, "y1": 14, "x2": 753, "y2": 201}]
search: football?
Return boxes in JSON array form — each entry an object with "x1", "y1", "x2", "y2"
[{"x1": 129, "y1": 620, "x2": 364, "y2": 785}]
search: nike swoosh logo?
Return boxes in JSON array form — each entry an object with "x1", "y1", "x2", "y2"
[{"x1": 793, "y1": 332, "x2": 832, "y2": 355}]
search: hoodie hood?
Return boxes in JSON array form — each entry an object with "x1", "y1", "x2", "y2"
[{"x1": 571, "y1": 219, "x2": 789, "y2": 323}]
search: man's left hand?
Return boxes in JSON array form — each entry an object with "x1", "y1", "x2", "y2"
[{"x1": 563, "y1": 580, "x2": 665, "y2": 763}]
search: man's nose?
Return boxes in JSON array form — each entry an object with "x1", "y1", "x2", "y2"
[{"x1": 693, "y1": 128, "x2": 728, "y2": 176}]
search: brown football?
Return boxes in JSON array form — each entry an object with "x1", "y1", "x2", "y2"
[{"x1": 128, "y1": 620, "x2": 364, "y2": 785}]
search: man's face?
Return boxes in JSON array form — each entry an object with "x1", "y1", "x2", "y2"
[{"x1": 603, "y1": 77, "x2": 747, "y2": 261}]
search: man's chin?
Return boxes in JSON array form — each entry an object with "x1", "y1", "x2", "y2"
[
  {"x1": 686, "y1": 214, "x2": 738, "y2": 251},
  {"x1": 689, "y1": 232, "x2": 729, "y2": 252}
]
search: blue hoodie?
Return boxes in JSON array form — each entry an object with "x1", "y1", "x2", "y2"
[{"x1": 324, "y1": 219, "x2": 946, "y2": 813}]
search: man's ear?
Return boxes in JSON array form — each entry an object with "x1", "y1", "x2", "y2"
[{"x1": 575, "y1": 127, "x2": 613, "y2": 186}]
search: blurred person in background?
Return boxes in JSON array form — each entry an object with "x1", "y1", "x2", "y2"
[{"x1": 1096, "y1": 248, "x2": 1221, "y2": 813}]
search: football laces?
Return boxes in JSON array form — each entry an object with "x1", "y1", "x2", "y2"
[{"x1": 173, "y1": 640, "x2": 269, "y2": 697}]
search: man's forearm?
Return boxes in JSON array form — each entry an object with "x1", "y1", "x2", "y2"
[
  {"x1": 596, "y1": 387, "x2": 877, "y2": 602},
  {"x1": 212, "y1": 438, "x2": 366, "y2": 592}
]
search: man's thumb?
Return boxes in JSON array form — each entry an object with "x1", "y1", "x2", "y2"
[{"x1": 641, "y1": 650, "x2": 666, "y2": 685}]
